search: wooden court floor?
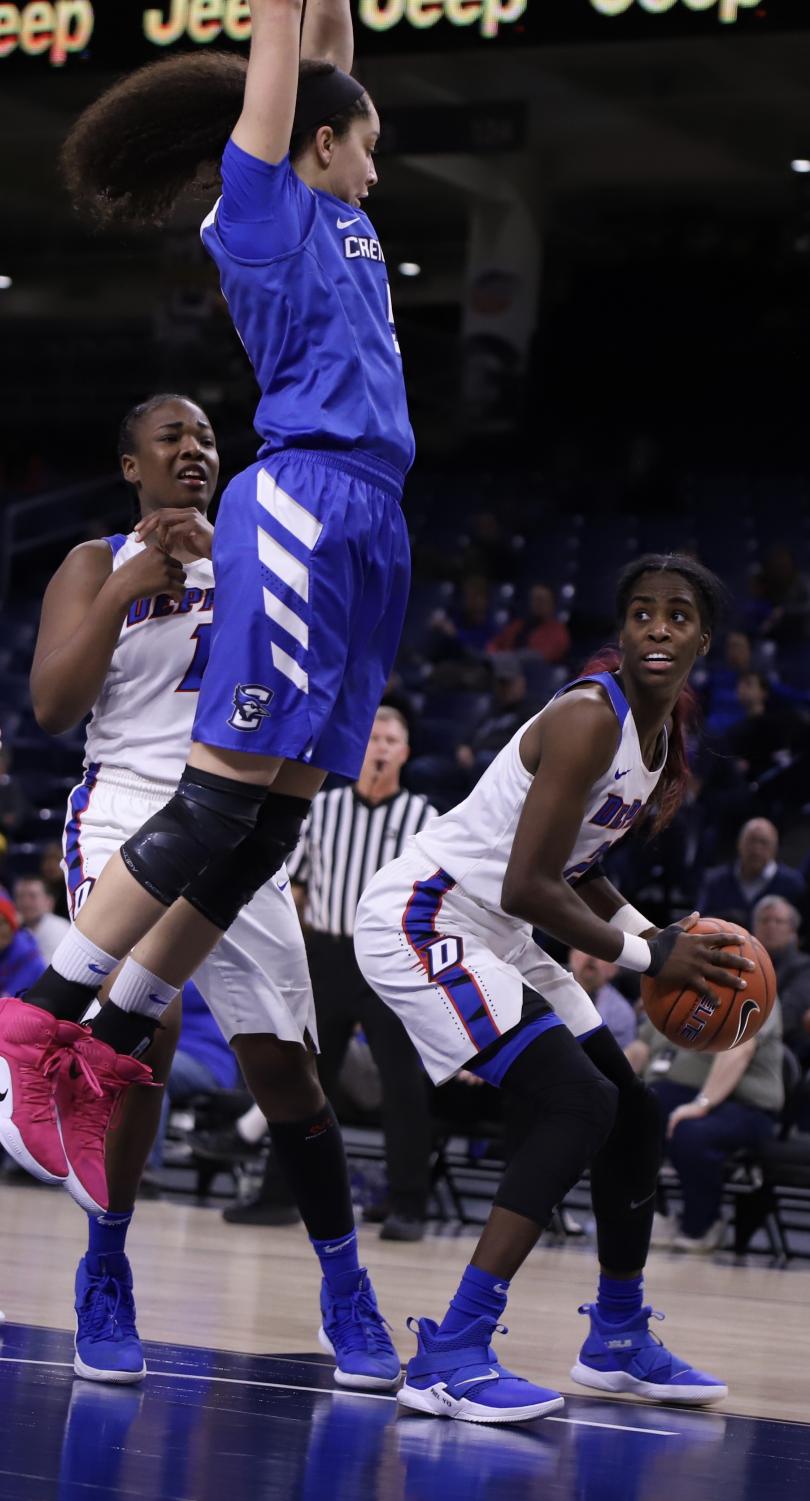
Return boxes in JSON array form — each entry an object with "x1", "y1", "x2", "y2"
[{"x1": 1, "y1": 1182, "x2": 808, "y2": 1424}]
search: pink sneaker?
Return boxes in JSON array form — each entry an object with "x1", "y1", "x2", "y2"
[
  {"x1": 0, "y1": 996, "x2": 84, "y2": 1183},
  {"x1": 55, "y1": 1033, "x2": 156, "y2": 1216}
]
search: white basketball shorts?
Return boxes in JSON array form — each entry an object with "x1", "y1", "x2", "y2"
[
  {"x1": 63, "y1": 764, "x2": 316, "y2": 1046},
  {"x1": 354, "y1": 845, "x2": 601, "y2": 1085}
]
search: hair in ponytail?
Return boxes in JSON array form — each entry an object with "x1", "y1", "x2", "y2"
[{"x1": 61, "y1": 54, "x2": 370, "y2": 228}]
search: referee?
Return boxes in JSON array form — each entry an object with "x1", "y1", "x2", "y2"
[{"x1": 288, "y1": 706, "x2": 438, "y2": 1242}]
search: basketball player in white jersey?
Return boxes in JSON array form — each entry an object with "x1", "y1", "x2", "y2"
[
  {"x1": 355, "y1": 554, "x2": 754, "y2": 1423},
  {"x1": 26, "y1": 393, "x2": 399, "y2": 1391}
]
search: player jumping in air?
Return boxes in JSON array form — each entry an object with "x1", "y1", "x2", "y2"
[
  {"x1": 28, "y1": 393, "x2": 401, "y2": 1389},
  {"x1": 0, "y1": 0, "x2": 409, "y2": 1386},
  {"x1": 354, "y1": 555, "x2": 752, "y2": 1423}
]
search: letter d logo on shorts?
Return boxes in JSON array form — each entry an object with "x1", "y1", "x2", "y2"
[{"x1": 228, "y1": 683, "x2": 274, "y2": 732}]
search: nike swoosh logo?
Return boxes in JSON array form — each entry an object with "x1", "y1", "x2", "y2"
[
  {"x1": 277, "y1": 880, "x2": 289, "y2": 891},
  {"x1": 0, "y1": 1089, "x2": 7, "y2": 1102},
  {"x1": 455, "y1": 1369, "x2": 499, "y2": 1389},
  {"x1": 87, "y1": 962, "x2": 111, "y2": 976},
  {"x1": 337, "y1": 216, "x2": 360, "y2": 229},
  {"x1": 614, "y1": 769, "x2": 630, "y2": 780},
  {"x1": 730, "y1": 998, "x2": 760, "y2": 1048},
  {"x1": 629, "y1": 1192, "x2": 656, "y2": 1211},
  {"x1": 493, "y1": 1283, "x2": 510, "y2": 1294}
]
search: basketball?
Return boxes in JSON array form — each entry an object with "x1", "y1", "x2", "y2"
[{"x1": 640, "y1": 917, "x2": 776, "y2": 1053}]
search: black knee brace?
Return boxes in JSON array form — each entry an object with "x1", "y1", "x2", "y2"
[
  {"x1": 495, "y1": 1027, "x2": 618, "y2": 1228},
  {"x1": 120, "y1": 767, "x2": 267, "y2": 906},
  {"x1": 183, "y1": 792, "x2": 310, "y2": 930},
  {"x1": 582, "y1": 1025, "x2": 663, "y2": 1272}
]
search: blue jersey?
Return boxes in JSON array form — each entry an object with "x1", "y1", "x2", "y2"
[{"x1": 201, "y1": 140, "x2": 415, "y2": 478}]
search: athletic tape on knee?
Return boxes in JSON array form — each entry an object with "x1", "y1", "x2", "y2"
[
  {"x1": 119, "y1": 767, "x2": 267, "y2": 906},
  {"x1": 183, "y1": 793, "x2": 310, "y2": 930}
]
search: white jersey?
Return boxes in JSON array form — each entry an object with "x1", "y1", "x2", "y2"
[
  {"x1": 83, "y1": 532, "x2": 214, "y2": 785},
  {"x1": 412, "y1": 671, "x2": 666, "y2": 924}
]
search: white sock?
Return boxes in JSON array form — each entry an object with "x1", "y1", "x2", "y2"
[
  {"x1": 109, "y1": 958, "x2": 178, "y2": 1021},
  {"x1": 237, "y1": 1104, "x2": 268, "y2": 1144},
  {"x1": 51, "y1": 928, "x2": 118, "y2": 988}
]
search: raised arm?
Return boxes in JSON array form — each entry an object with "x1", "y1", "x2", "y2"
[
  {"x1": 301, "y1": 0, "x2": 354, "y2": 70},
  {"x1": 232, "y1": 0, "x2": 305, "y2": 166}
]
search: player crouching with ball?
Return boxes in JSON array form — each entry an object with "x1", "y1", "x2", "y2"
[{"x1": 355, "y1": 553, "x2": 754, "y2": 1424}]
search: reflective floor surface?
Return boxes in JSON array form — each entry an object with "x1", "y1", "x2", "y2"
[{"x1": 0, "y1": 1321, "x2": 808, "y2": 1501}]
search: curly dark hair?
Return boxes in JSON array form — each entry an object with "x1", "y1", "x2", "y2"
[{"x1": 61, "y1": 53, "x2": 370, "y2": 227}]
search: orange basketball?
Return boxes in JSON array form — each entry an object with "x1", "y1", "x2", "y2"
[{"x1": 640, "y1": 916, "x2": 776, "y2": 1053}]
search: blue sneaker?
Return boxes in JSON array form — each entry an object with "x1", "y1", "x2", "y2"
[
  {"x1": 571, "y1": 1303, "x2": 727, "y2": 1405},
  {"x1": 398, "y1": 1316, "x2": 564, "y2": 1425},
  {"x1": 318, "y1": 1269, "x2": 401, "y2": 1390},
  {"x1": 73, "y1": 1253, "x2": 146, "y2": 1384}
]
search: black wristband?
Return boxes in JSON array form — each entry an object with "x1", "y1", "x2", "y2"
[{"x1": 646, "y1": 924, "x2": 682, "y2": 978}]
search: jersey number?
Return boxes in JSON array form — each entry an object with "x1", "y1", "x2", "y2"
[
  {"x1": 385, "y1": 282, "x2": 402, "y2": 356},
  {"x1": 176, "y1": 624, "x2": 212, "y2": 694}
]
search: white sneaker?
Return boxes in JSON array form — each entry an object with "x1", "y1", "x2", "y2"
[
  {"x1": 650, "y1": 1212, "x2": 678, "y2": 1248},
  {"x1": 672, "y1": 1219, "x2": 725, "y2": 1254}
]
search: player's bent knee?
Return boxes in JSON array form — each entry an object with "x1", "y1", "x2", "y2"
[
  {"x1": 120, "y1": 768, "x2": 267, "y2": 906},
  {"x1": 184, "y1": 792, "x2": 310, "y2": 930}
]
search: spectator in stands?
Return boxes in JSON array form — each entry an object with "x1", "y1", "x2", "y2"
[
  {"x1": 724, "y1": 672, "x2": 807, "y2": 786},
  {"x1": 0, "y1": 892, "x2": 46, "y2": 996},
  {"x1": 148, "y1": 981, "x2": 240, "y2": 1173},
  {"x1": 223, "y1": 708, "x2": 438, "y2": 1242},
  {"x1": 458, "y1": 510, "x2": 516, "y2": 583},
  {"x1": 487, "y1": 582, "x2": 571, "y2": 666},
  {"x1": 455, "y1": 655, "x2": 531, "y2": 777},
  {"x1": 697, "y1": 817, "x2": 805, "y2": 928},
  {"x1": 39, "y1": 840, "x2": 69, "y2": 919},
  {"x1": 757, "y1": 543, "x2": 810, "y2": 644},
  {"x1": 701, "y1": 631, "x2": 752, "y2": 738},
  {"x1": 753, "y1": 895, "x2": 810, "y2": 1067},
  {"x1": 568, "y1": 950, "x2": 637, "y2": 1053},
  {"x1": 0, "y1": 744, "x2": 29, "y2": 837},
  {"x1": 628, "y1": 1002, "x2": 784, "y2": 1253},
  {"x1": 427, "y1": 575, "x2": 497, "y2": 663},
  {"x1": 408, "y1": 656, "x2": 532, "y2": 808},
  {"x1": 13, "y1": 875, "x2": 70, "y2": 965}
]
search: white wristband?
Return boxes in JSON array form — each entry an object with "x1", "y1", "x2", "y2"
[
  {"x1": 610, "y1": 902, "x2": 654, "y2": 937},
  {"x1": 618, "y1": 932, "x2": 652, "y2": 972}
]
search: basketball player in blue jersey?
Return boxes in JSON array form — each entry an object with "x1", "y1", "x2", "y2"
[
  {"x1": 354, "y1": 555, "x2": 754, "y2": 1424},
  {"x1": 0, "y1": 2, "x2": 406, "y2": 1383},
  {"x1": 27, "y1": 391, "x2": 399, "y2": 1389}
]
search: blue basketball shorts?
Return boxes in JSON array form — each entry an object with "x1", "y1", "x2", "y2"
[{"x1": 192, "y1": 450, "x2": 411, "y2": 780}]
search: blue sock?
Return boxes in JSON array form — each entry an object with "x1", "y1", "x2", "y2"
[
  {"x1": 439, "y1": 1264, "x2": 510, "y2": 1336},
  {"x1": 595, "y1": 1272, "x2": 644, "y2": 1325},
  {"x1": 87, "y1": 1210, "x2": 133, "y2": 1264},
  {"x1": 311, "y1": 1229, "x2": 361, "y2": 1297}
]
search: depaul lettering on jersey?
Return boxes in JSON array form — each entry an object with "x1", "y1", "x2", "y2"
[
  {"x1": 589, "y1": 793, "x2": 643, "y2": 832},
  {"x1": 126, "y1": 585, "x2": 214, "y2": 628}
]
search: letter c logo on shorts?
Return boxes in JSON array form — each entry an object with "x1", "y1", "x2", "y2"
[{"x1": 228, "y1": 683, "x2": 274, "y2": 732}]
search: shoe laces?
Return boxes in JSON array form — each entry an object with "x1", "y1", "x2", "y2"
[
  {"x1": 78, "y1": 1267, "x2": 137, "y2": 1344},
  {"x1": 21, "y1": 1041, "x2": 79, "y2": 1126},
  {"x1": 61, "y1": 1050, "x2": 119, "y2": 1151},
  {"x1": 334, "y1": 1285, "x2": 394, "y2": 1356}
]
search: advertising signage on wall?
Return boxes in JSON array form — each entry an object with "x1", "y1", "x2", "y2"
[{"x1": 0, "y1": 0, "x2": 805, "y2": 70}]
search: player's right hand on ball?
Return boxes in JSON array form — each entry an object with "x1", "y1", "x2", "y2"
[
  {"x1": 113, "y1": 545, "x2": 187, "y2": 606},
  {"x1": 650, "y1": 925, "x2": 755, "y2": 998}
]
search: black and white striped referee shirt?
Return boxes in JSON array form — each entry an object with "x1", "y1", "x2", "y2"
[{"x1": 287, "y1": 787, "x2": 438, "y2": 938}]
